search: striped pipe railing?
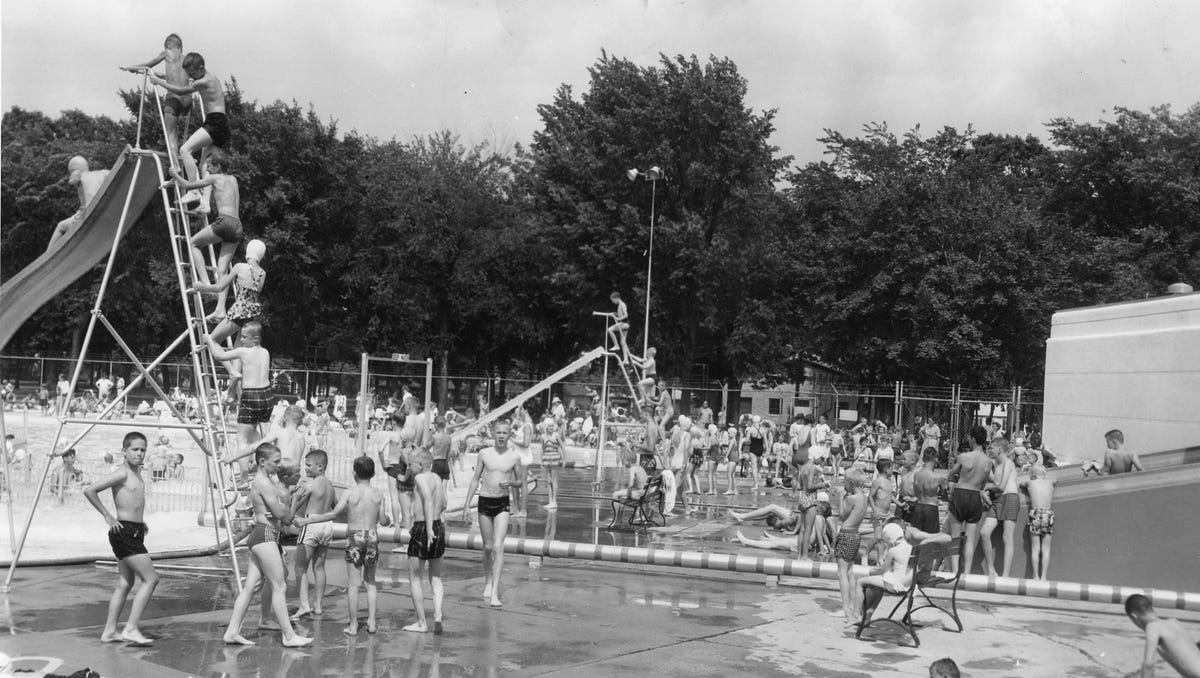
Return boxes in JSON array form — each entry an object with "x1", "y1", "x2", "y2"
[{"x1": 325, "y1": 523, "x2": 1200, "y2": 612}]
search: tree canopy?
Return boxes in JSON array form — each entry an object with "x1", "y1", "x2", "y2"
[{"x1": 3, "y1": 53, "x2": 1196, "y2": 394}]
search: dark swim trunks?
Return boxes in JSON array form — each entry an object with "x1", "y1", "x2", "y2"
[
  {"x1": 109, "y1": 520, "x2": 149, "y2": 560},
  {"x1": 910, "y1": 503, "x2": 941, "y2": 534},
  {"x1": 431, "y1": 458, "x2": 451, "y2": 481},
  {"x1": 477, "y1": 495, "x2": 510, "y2": 518},
  {"x1": 163, "y1": 95, "x2": 192, "y2": 118},
  {"x1": 949, "y1": 487, "x2": 986, "y2": 524},
  {"x1": 237, "y1": 386, "x2": 273, "y2": 425},
  {"x1": 210, "y1": 214, "x2": 243, "y2": 243},
  {"x1": 407, "y1": 520, "x2": 446, "y2": 560},
  {"x1": 203, "y1": 111, "x2": 231, "y2": 148}
]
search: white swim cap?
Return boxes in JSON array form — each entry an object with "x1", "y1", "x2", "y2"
[
  {"x1": 751, "y1": 415, "x2": 761, "y2": 424},
  {"x1": 68, "y1": 155, "x2": 89, "y2": 174},
  {"x1": 677, "y1": 415, "x2": 692, "y2": 429},
  {"x1": 246, "y1": 239, "x2": 266, "y2": 261},
  {"x1": 882, "y1": 523, "x2": 905, "y2": 544}
]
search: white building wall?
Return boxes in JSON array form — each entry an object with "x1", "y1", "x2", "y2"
[{"x1": 1042, "y1": 292, "x2": 1200, "y2": 463}]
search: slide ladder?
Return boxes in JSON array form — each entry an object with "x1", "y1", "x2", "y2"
[
  {"x1": 451, "y1": 347, "x2": 608, "y2": 443},
  {"x1": 147, "y1": 83, "x2": 247, "y2": 576}
]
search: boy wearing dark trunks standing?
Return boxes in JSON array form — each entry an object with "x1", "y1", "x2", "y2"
[
  {"x1": 150, "y1": 51, "x2": 229, "y2": 207},
  {"x1": 946, "y1": 425, "x2": 992, "y2": 575},
  {"x1": 84, "y1": 431, "x2": 159, "y2": 645},
  {"x1": 172, "y1": 149, "x2": 242, "y2": 319},
  {"x1": 404, "y1": 450, "x2": 447, "y2": 634},
  {"x1": 463, "y1": 420, "x2": 521, "y2": 608},
  {"x1": 429, "y1": 416, "x2": 453, "y2": 483}
]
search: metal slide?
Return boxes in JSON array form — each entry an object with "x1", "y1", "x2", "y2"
[
  {"x1": 0, "y1": 147, "x2": 161, "y2": 351},
  {"x1": 451, "y1": 346, "x2": 608, "y2": 442}
]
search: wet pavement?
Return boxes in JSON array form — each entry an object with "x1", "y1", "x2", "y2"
[{"x1": 1, "y1": 469, "x2": 1194, "y2": 676}]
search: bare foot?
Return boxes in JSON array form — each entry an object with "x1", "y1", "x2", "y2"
[
  {"x1": 282, "y1": 634, "x2": 314, "y2": 648},
  {"x1": 312, "y1": 608, "x2": 324, "y2": 617},
  {"x1": 403, "y1": 621, "x2": 428, "y2": 633},
  {"x1": 489, "y1": 599, "x2": 503, "y2": 608},
  {"x1": 343, "y1": 625, "x2": 358, "y2": 636},
  {"x1": 289, "y1": 607, "x2": 312, "y2": 621},
  {"x1": 366, "y1": 621, "x2": 377, "y2": 634},
  {"x1": 827, "y1": 609, "x2": 846, "y2": 618},
  {"x1": 734, "y1": 530, "x2": 748, "y2": 544},
  {"x1": 258, "y1": 622, "x2": 281, "y2": 632},
  {"x1": 121, "y1": 629, "x2": 153, "y2": 645},
  {"x1": 727, "y1": 510, "x2": 743, "y2": 523},
  {"x1": 482, "y1": 584, "x2": 493, "y2": 600},
  {"x1": 223, "y1": 633, "x2": 255, "y2": 646},
  {"x1": 100, "y1": 631, "x2": 123, "y2": 643}
]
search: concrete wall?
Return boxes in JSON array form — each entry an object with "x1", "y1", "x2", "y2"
[{"x1": 1042, "y1": 292, "x2": 1200, "y2": 463}]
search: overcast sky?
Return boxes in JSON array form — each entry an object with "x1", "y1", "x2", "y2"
[{"x1": 3, "y1": 0, "x2": 1199, "y2": 166}]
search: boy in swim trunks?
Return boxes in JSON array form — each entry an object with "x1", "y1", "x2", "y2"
[
  {"x1": 300, "y1": 455, "x2": 391, "y2": 635},
  {"x1": 122, "y1": 33, "x2": 190, "y2": 153},
  {"x1": 83, "y1": 431, "x2": 160, "y2": 646},
  {"x1": 429, "y1": 415, "x2": 453, "y2": 482},
  {"x1": 223, "y1": 444, "x2": 312, "y2": 647},
  {"x1": 1125, "y1": 593, "x2": 1200, "y2": 678},
  {"x1": 149, "y1": 51, "x2": 229, "y2": 208},
  {"x1": 171, "y1": 149, "x2": 242, "y2": 319},
  {"x1": 602, "y1": 291, "x2": 632, "y2": 363},
  {"x1": 1019, "y1": 463, "x2": 1057, "y2": 581},
  {"x1": 910, "y1": 468, "x2": 943, "y2": 534},
  {"x1": 946, "y1": 425, "x2": 992, "y2": 575},
  {"x1": 794, "y1": 449, "x2": 830, "y2": 559},
  {"x1": 610, "y1": 446, "x2": 650, "y2": 525},
  {"x1": 404, "y1": 450, "x2": 447, "y2": 634},
  {"x1": 834, "y1": 468, "x2": 868, "y2": 620},
  {"x1": 981, "y1": 438, "x2": 1020, "y2": 577},
  {"x1": 462, "y1": 420, "x2": 521, "y2": 608},
  {"x1": 289, "y1": 449, "x2": 336, "y2": 619},
  {"x1": 205, "y1": 321, "x2": 271, "y2": 466}
]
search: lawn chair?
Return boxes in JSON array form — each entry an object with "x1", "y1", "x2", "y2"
[
  {"x1": 855, "y1": 533, "x2": 965, "y2": 647},
  {"x1": 608, "y1": 474, "x2": 666, "y2": 528}
]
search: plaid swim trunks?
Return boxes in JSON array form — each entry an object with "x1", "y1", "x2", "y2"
[{"x1": 834, "y1": 528, "x2": 861, "y2": 562}]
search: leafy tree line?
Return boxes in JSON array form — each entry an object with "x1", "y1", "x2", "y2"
[{"x1": 3, "y1": 53, "x2": 1198, "y2": 394}]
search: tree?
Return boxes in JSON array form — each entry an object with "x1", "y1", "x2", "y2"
[
  {"x1": 519, "y1": 51, "x2": 793, "y2": 385},
  {"x1": 786, "y1": 124, "x2": 1085, "y2": 387}
]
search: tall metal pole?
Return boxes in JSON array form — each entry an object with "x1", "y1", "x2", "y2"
[
  {"x1": 642, "y1": 177, "x2": 656, "y2": 360},
  {"x1": 357, "y1": 353, "x2": 369, "y2": 457}
]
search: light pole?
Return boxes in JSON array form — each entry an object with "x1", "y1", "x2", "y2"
[{"x1": 626, "y1": 166, "x2": 661, "y2": 359}]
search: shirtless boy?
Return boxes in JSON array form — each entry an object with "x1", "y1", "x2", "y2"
[
  {"x1": 834, "y1": 468, "x2": 869, "y2": 620},
  {"x1": 980, "y1": 438, "x2": 1019, "y2": 577},
  {"x1": 1101, "y1": 429, "x2": 1144, "y2": 475},
  {"x1": 172, "y1": 149, "x2": 242, "y2": 313},
  {"x1": 946, "y1": 425, "x2": 992, "y2": 575},
  {"x1": 910, "y1": 468, "x2": 943, "y2": 534},
  {"x1": 222, "y1": 443, "x2": 312, "y2": 647},
  {"x1": 602, "y1": 291, "x2": 632, "y2": 362},
  {"x1": 1126, "y1": 594, "x2": 1200, "y2": 678},
  {"x1": 150, "y1": 52, "x2": 229, "y2": 204},
  {"x1": 122, "y1": 33, "x2": 190, "y2": 152},
  {"x1": 794, "y1": 450, "x2": 829, "y2": 559},
  {"x1": 629, "y1": 346, "x2": 657, "y2": 401},
  {"x1": 1019, "y1": 464, "x2": 1056, "y2": 580},
  {"x1": 429, "y1": 416, "x2": 453, "y2": 482},
  {"x1": 49, "y1": 156, "x2": 111, "y2": 250},
  {"x1": 868, "y1": 458, "x2": 896, "y2": 544},
  {"x1": 610, "y1": 446, "x2": 649, "y2": 525},
  {"x1": 300, "y1": 456, "x2": 391, "y2": 635},
  {"x1": 206, "y1": 322, "x2": 271, "y2": 461},
  {"x1": 290, "y1": 449, "x2": 336, "y2": 619},
  {"x1": 405, "y1": 450, "x2": 447, "y2": 634},
  {"x1": 83, "y1": 432, "x2": 159, "y2": 645},
  {"x1": 375, "y1": 412, "x2": 411, "y2": 530},
  {"x1": 463, "y1": 420, "x2": 521, "y2": 608}
]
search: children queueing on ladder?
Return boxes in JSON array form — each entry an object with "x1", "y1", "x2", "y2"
[{"x1": 150, "y1": 51, "x2": 230, "y2": 211}]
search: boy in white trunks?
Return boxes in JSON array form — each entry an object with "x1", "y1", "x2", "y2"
[
  {"x1": 83, "y1": 432, "x2": 159, "y2": 645},
  {"x1": 121, "y1": 33, "x2": 190, "y2": 153},
  {"x1": 1019, "y1": 463, "x2": 1057, "y2": 580},
  {"x1": 462, "y1": 420, "x2": 521, "y2": 608},
  {"x1": 404, "y1": 450, "x2": 447, "y2": 634},
  {"x1": 48, "y1": 156, "x2": 110, "y2": 250},
  {"x1": 172, "y1": 149, "x2": 242, "y2": 319},
  {"x1": 300, "y1": 456, "x2": 391, "y2": 635},
  {"x1": 290, "y1": 449, "x2": 336, "y2": 619}
]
